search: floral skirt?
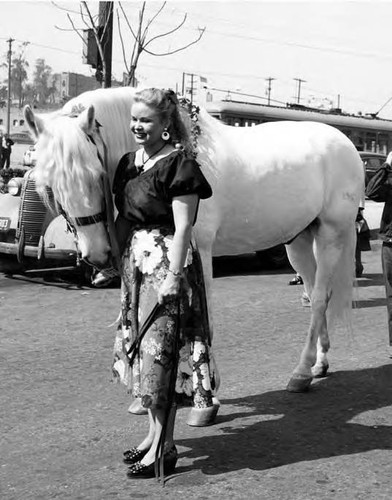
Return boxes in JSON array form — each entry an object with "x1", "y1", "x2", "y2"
[{"x1": 112, "y1": 227, "x2": 218, "y2": 410}]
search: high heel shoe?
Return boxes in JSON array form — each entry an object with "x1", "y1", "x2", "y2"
[
  {"x1": 126, "y1": 446, "x2": 178, "y2": 479},
  {"x1": 123, "y1": 447, "x2": 148, "y2": 465}
]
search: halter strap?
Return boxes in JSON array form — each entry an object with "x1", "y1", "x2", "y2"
[{"x1": 74, "y1": 211, "x2": 106, "y2": 226}]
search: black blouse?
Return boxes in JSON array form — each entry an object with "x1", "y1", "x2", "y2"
[{"x1": 113, "y1": 150, "x2": 212, "y2": 227}]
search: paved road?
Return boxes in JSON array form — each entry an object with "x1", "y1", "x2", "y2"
[{"x1": 1, "y1": 242, "x2": 392, "y2": 499}]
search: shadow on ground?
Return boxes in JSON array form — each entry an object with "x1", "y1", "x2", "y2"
[{"x1": 176, "y1": 364, "x2": 392, "y2": 475}]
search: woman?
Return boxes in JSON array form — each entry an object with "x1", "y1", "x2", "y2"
[{"x1": 111, "y1": 88, "x2": 217, "y2": 479}]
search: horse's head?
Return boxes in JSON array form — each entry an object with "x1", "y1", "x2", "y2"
[{"x1": 24, "y1": 104, "x2": 112, "y2": 268}]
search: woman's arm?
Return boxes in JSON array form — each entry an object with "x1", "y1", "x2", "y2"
[{"x1": 157, "y1": 193, "x2": 198, "y2": 304}]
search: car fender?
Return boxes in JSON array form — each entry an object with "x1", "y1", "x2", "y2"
[{"x1": 0, "y1": 193, "x2": 20, "y2": 231}]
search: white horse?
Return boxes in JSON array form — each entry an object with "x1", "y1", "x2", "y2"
[{"x1": 24, "y1": 86, "x2": 364, "y2": 392}]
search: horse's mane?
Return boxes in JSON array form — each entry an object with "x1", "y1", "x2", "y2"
[
  {"x1": 33, "y1": 87, "x2": 136, "y2": 212},
  {"x1": 34, "y1": 110, "x2": 105, "y2": 212}
]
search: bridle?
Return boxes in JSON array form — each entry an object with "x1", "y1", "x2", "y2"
[{"x1": 59, "y1": 121, "x2": 122, "y2": 272}]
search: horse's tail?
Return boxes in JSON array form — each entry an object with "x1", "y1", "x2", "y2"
[{"x1": 326, "y1": 225, "x2": 356, "y2": 332}]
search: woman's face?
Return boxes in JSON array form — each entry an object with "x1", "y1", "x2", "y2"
[{"x1": 130, "y1": 102, "x2": 167, "y2": 148}]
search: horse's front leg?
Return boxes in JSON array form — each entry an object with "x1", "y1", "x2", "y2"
[{"x1": 287, "y1": 290, "x2": 330, "y2": 392}]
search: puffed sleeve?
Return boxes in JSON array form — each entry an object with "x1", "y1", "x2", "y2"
[
  {"x1": 160, "y1": 154, "x2": 212, "y2": 200},
  {"x1": 113, "y1": 152, "x2": 137, "y2": 212},
  {"x1": 113, "y1": 152, "x2": 136, "y2": 196}
]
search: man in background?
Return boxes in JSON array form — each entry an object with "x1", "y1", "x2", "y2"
[
  {"x1": 366, "y1": 154, "x2": 392, "y2": 358},
  {"x1": 1, "y1": 134, "x2": 14, "y2": 169}
]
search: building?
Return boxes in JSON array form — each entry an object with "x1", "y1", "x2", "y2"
[{"x1": 49, "y1": 72, "x2": 101, "y2": 104}]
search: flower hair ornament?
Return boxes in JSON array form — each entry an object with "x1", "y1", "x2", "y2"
[
  {"x1": 165, "y1": 89, "x2": 179, "y2": 105},
  {"x1": 178, "y1": 97, "x2": 201, "y2": 159}
]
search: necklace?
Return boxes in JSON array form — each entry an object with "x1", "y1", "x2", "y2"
[{"x1": 137, "y1": 144, "x2": 167, "y2": 174}]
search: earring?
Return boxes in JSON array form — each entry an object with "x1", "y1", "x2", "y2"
[{"x1": 161, "y1": 128, "x2": 170, "y2": 141}]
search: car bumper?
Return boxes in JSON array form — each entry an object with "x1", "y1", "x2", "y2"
[{"x1": 0, "y1": 240, "x2": 77, "y2": 261}]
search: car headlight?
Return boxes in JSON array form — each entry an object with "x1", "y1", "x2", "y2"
[{"x1": 7, "y1": 177, "x2": 24, "y2": 196}]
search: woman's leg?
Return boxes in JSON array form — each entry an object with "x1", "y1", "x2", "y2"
[
  {"x1": 134, "y1": 410, "x2": 155, "y2": 451},
  {"x1": 139, "y1": 406, "x2": 177, "y2": 465}
]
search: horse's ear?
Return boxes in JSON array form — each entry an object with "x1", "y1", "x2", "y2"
[
  {"x1": 24, "y1": 105, "x2": 45, "y2": 139},
  {"x1": 77, "y1": 105, "x2": 95, "y2": 135}
]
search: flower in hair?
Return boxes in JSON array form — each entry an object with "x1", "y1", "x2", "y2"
[{"x1": 165, "y1": 89, "x2": 179, "y2": 105}]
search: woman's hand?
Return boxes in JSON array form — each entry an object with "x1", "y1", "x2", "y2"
[{"x1": 158, "y1": 272, "x2": 182, "y2": 304}]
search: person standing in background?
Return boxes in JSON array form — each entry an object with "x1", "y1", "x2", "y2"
[
  {"x1": 366, "y1": 154, "x2": 392, "y2": 357},
  {"x1": 1, "y1": 134, "x2": 14, "y2": 169}
]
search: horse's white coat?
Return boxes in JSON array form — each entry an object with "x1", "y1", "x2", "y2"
[{"x1": 25, "y1": 87, "x2": 364, "y2": 391}]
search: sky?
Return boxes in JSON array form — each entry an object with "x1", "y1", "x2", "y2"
[{"x1": 1, "y1": 0, "x2": 392, "y2": 118}]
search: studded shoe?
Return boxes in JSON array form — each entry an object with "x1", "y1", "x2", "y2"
[
  {"x1": 123, "y1": 447, "x2": 148, "y2": 465},
  {"x1": 126, "y1": 446, "x2": 178, "y2": 479}
]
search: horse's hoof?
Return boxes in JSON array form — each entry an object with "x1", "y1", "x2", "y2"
[
  {"x1": 187, "y1": 402, "x2": 220, "y2": 427},
  {"x1": 127, "y1": 399, "x2": 148, "y2": 415},
  {"x1": 286, "y1": 374, "x2": 313, "y2": 392},
  {"x1": 312, "y1": 364, "x2": 329, "y2": 378}
]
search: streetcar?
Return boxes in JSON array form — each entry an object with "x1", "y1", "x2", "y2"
[{"x1": 204, "y1": 100, "x2": 392, "y2": 154}]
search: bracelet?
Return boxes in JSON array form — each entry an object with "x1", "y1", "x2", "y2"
[{"x1": 168, "y1": 268, "x2": 182, "y2": 277}]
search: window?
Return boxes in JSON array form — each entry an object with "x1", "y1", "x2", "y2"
[
  {"x1": 365, "y1": 132, "x2": 376, "y2": 152},
  {"x1": 376, "y1": 132, "x2": 390, "y2": 154}
]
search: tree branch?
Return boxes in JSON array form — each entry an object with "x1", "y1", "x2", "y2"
[
  {"x1": 118, "y1": 1, "x2": 137, "y2": 41},
  {"x1": 144, "y1": 27, "x2": 205, "y2": 56},
  {"x1": 116, "y1": 6, "x2": 130, "y2": 74},
  {"x1": 65, "y1": 13, "x2": 86, "y2": 44},
  {"x1": 144, "y1": 12, "x2": 187, "y2": 48},
  {"x1": 144, "y1": 2, "x2": 166, "y2": 31}
]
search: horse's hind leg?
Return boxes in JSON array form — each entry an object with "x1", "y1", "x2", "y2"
[
  {"x1": 286, "y1": 229, "x2": 331, "y2": 379},
  {"x1": 287, "y1": 221, "x2": 353, "y2": 392},
  {"x1": 286, "y1": 228, "x2": 316, "y2": 306}
]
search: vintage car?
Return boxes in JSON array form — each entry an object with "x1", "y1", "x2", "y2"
[
  {"x1": 22, "y1": 145, "x2": 38, "y2": 167},
  {"x1": 0, "y1": 167, "x2": 92, "y2": 280}
]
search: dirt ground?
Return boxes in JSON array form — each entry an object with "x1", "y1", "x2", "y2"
[{"x1": 1, "y1": 242, "x2": 392, "y2": 500}]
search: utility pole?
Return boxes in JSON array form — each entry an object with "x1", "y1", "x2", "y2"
[
  {"x1": 265, "y1": 77, "x2": 275, "y2": 106},
  {"x1": 293, "y1": 78, "x2": 306, "y2": 104},
  {"x1": 98, "y1": 1, "x2": 113, "y2": 88},
  {"x1": 182, "y1": 72, "x2": 195, "y2": 103},
  {"x1": 6, "y1": 37, "x2": 14, "y2": 136},
  {"x1": 189, "y1": 73, "x2": 195, "y2": 104}
]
